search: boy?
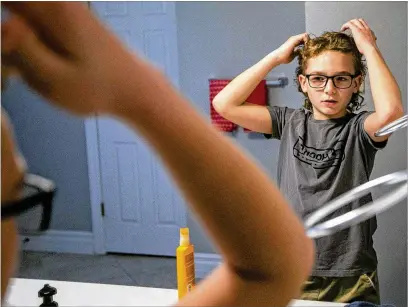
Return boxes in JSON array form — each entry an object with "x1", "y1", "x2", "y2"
[
  {"x1": 213, "y1": 19, "x2": 403, "y2": 304},
  {"x1": 1, "y1": 2, "x2": 314, "y2": 306}
]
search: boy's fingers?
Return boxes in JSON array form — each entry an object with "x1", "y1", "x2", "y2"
[
  {"x1": 292, "y1": 33, "x2": 309, "y2": 46},
  {"x1": 299, "y1": 32, "x2": 309, "y2": 41},
  {"x1": 350, "y1": 19, "x2": 365, "y2": 31},
  {"x1": 341, "y1": 21, "x2": 357, "y2": 32},
  {"x1": 358, "y1": 18, "x2": 370, "y2": 30},
  {"x1": 1, "y1": 15, "x2": 70, "y2": 97},
  {"x1": 302, "y1": 33, "x2": 309, "y2": 43},
  {"x1": 340, "y1": 22, "x2": 349, "y2": 32},
  {"x1": 3, "y1": 2, "x2": 92, "y2": 57}
]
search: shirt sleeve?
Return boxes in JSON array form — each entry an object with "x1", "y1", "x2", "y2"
[
  {"x1": 264, "y1": 106, "x2": 296, "y2": 140},
  {"x1": 356, "y1": 111, "x2": 388, "y2": 151}
]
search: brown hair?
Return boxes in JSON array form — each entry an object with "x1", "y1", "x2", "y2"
[{"x1": 294, "y1": 31, "x2": 367, "y2": 113}]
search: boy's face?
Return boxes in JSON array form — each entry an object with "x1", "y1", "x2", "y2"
[
  {"x1": 298, "y1": 51, "x2": 362, "y2": 119},
  {"x1": 1, "y1": 111, "x2": 26, "y2": 300}
]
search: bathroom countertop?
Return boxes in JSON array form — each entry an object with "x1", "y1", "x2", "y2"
[{"x1": 5, "y1": 278, "x2": 345, "y2": 306}]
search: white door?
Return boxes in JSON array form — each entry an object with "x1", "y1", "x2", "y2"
[{"x1": 91, "y1": 1, "x2": 187, "y2": 256}]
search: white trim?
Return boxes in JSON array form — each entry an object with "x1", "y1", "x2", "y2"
[
  {"x1": 20, "y1": 230, "x2": 94, "y2": 255},
  {"x1": 85, "y1": 116, "x2": 106, "y2": 254},
  {"x1": 195, "y1": 253, "x2": 222, "y2": 280}
]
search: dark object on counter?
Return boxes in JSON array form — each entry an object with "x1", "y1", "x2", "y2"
[{"x1": 38, "y1": 284, "x2": 58, "y2": 306}]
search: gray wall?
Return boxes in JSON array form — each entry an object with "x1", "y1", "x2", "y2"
[
  {"x1": 176, "y1": 1, "x2": 306, "y2": 253},
  {"x1": 305, "y1": 2, "x2": 407, "y2": 306},
  {"x1": 2, "y1": 81, "x2": 92, "y2": 232}
]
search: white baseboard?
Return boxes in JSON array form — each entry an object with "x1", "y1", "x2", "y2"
[
  {"x1": 20, "y1": 230, "x2": 94, "y2": 255},
  {"x1": 195, "y1": 253, "x2": 222, "y2": 279}
]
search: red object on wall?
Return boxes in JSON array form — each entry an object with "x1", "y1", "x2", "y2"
[{"x1": 209, "y1": 79, "x2": 237, "y2": 132}]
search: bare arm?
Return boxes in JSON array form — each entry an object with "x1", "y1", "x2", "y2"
[
  {"x1": 117, "y1": 62, "x2": 315, "y2": 306},
  {"x1": 363, "y1": 47, "x2": 404, "y2": 141},
  {"x1": 2, "y1": 3, "x2": 314, "y2": 306},
  {"x1": 212, "y1": 33, "x2": 309, "y2": 134},
  {"x1": 341, "y1": 19, "x2": 404, "y2": 143}
]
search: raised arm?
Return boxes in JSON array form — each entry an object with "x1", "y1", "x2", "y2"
[
  {"x1": 212, "y1": 33, "x2": 309, "y2": 134},
  {"x1": 2, "y1": 3, "x2": 314, "y2": 306},
  {"x1": 341, "y1": 19, "x2": 404, "y2": 143}
]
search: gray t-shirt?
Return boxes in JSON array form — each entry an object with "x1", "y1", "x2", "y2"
[{"x1": 265, "y1": 106, "x2": 387, "y2": 277}]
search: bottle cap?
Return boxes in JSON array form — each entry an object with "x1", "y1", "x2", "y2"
[{"x1": 179, "y1": 228, "x2": 190, "y2": 246}]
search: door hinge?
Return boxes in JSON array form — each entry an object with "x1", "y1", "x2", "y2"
[{"x1": 100, "y1": 202, "x2": 105, "y2": 217}]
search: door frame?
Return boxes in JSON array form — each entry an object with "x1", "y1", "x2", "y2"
[
  {"x1": 85, "y1": 1, "x2": 184, "y2": 255},
  {"x1": 86, "y1": 1, "x2": 105, "y2": 255},
  {"x1": 85, "y1": 117, "x2": 106, "y2": 254}
]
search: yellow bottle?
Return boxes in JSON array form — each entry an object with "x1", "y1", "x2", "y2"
[{"x1": 176, "y1": 227, "x2": 195, "y2": 299}]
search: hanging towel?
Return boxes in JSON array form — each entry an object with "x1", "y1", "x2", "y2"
[{"x1": 209, "y1": 79, "x2": 238, "y2": 132}]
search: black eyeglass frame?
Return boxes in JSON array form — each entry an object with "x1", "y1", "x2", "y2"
[
  {"x1": 305, "y1": 74, "x2": 360, "y2": 89},
  {"x1": 1, "y1": 174, "x2": 56, "y2": 231}
]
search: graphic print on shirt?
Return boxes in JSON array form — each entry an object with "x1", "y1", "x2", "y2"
[{"x1": 293, "y1": 136, "x2": 345, "y2": 169}]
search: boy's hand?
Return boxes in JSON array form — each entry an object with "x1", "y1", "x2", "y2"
[
  {"x1": 340, "y1": 18, "x2": 378, "y2": 55},
  {"x1": 275, "y1": 33, "x2": 309, "y2": 65},
  {"x1": 1, "y1": 2, "x2": 142, "y2": 116}
]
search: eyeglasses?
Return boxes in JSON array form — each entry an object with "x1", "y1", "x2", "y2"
[
  {"x1": 305, "y1": 74, "x2": 359, "y2": 89},
  {"x1": 1, "y1": 174, "x2": 56, "y2": 231}
]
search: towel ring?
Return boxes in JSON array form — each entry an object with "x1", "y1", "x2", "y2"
[
  {"x1": 374, "y1": 114, "x2": 408, "y2": 137},
  {"x1": 305, "y1": 170, "x2": 408, "y2": 239}
]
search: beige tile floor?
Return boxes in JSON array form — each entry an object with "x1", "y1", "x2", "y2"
[{"x1": 18, "y1": 251, "x2": 179, "y2": 289}]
